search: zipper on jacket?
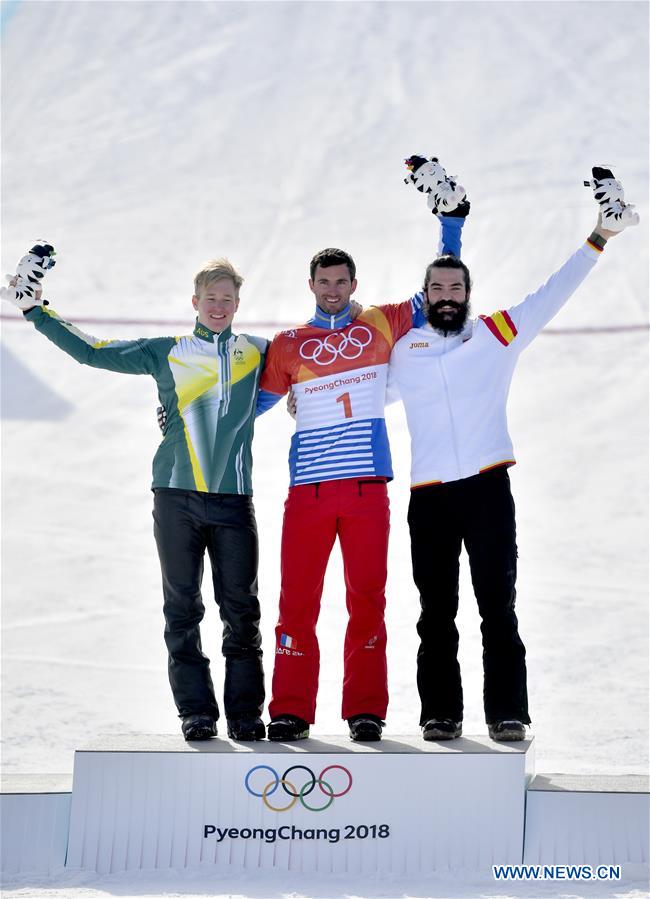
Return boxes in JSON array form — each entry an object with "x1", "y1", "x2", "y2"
[{"x1": 437, "y1": 351, "x2": 461, "y2": 479}]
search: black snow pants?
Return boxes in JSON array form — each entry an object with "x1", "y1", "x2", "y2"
[
  {"x1": 407, "y1": 467, "x2": 530, "y2": 726},
  {"x1": 153, "y1": 488, "x2": 265, "y2": 721}
]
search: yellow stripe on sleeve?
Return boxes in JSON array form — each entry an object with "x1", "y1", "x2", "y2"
[{"x1": 361, "y1": 307, "x2": 393, "y2": 347}]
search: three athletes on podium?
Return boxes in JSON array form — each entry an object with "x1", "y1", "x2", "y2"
[{"x1": 3, "y1": 161, "x2": 636, "y2": 743}]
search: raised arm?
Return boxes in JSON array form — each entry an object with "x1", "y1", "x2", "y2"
[
  {"x1": 2, "y1": 243, "x2": 164, "y2": 376},
  {"x1": 24, "y1": 306, "x2": 164, "y2": 375},
  {"x1": 504, "y1": 167, "x2": 638, "y2": 350},
  {"x1": 404, "y1": 154, "x2": 470, "y2": 326}
]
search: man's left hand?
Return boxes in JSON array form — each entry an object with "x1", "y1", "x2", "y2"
[
  {"x1": 594, "y1": 212, "x2": 620, "y2": 241},
  {"x1": 286, "y1": 389, "x2": 297, "y2": 419}
]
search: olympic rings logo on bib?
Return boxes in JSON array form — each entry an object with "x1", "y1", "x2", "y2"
[
  {"x1": 244, "y1": 764, "x2": 353, "y2": 812},
  {"x1": 299, "y1": 327, "x2": 372, "y2": 366}
]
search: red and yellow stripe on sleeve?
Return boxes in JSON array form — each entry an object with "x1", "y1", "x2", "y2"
[
  {"x1": 479, "y1": 310, "x2": 518, "y2": 346},
  {"x1": 586, "y1": 236, "x2": 605, "y2": 253}
]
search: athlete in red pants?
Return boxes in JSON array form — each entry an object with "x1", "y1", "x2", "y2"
[
  {"x1": 258, "y1": 249, "x2": 412, "y2": 743},
  {"x1": 256, "y1": 172, "x2": 467, "y2": 739}
]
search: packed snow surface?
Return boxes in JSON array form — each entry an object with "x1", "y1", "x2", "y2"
[{"x1": 1, "y1": 1, "x2": 648, "y2": 897}]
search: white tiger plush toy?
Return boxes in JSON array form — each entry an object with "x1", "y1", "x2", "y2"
[
  {"x1": 585, "y1": 166, "x2": 639, "y2": 231},
  {"x1": 404, "y1": 155, "x2": 468, "y2": 216},
  {"x1": 1, "y1": 241, "x2": 56, "y2": 309}
]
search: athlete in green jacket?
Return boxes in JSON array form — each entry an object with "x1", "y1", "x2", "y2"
[{"x1": 4, "y1": 248, "x2": 268, "y2": 741}]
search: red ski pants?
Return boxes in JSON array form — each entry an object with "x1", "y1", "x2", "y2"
[{"x1": 269, "y1": 478, "x2": 390, "y2": 724}]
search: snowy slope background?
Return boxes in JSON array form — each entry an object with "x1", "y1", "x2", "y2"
[{"x1": 1, "y1": 1, "x2": 649, "y2": 896}]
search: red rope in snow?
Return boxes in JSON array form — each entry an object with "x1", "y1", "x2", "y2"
[{"x1": 1, "y1": 313, "x2": 648, "y2": 334}]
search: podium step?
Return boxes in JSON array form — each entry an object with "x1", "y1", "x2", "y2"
[
  {"x1": 1, "y1": 774, "x2": 72, "y2": 876},
  {"x1": 524, "y1": 774, "x2": 650, "y2": 865},
  {"x1": 65, "y1": 734, "x2": 534, "y2": 874}
]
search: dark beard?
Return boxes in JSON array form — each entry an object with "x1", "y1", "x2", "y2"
[{"x1": 426, "y1": 300, "x2": 470, "y2": 335}]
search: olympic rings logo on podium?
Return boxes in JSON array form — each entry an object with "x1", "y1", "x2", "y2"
[
  {"x1": 244, "y1": 764, "x2": 353, "y2": 812},
  {"x1": 299, "y1": 326, "x2": 372, "y2": 366}
]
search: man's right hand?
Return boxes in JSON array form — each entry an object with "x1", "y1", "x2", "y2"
[
  {"x1": 1, "y1": 275, "x2": 45, "y2": 310},
  {"x1": 157, "y1": 405, "x2": 168, "y2": 434}
]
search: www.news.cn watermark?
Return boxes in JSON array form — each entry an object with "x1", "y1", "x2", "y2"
[{"x1": 493, "y1": 864, "x2": 621, "y2": 881}]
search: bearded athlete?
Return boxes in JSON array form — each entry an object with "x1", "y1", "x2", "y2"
[{"x1": 389, "y1": 165, "x2": 639, "y2": 743}]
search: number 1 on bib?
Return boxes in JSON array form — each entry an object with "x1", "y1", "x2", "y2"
[{"x1": 336, "y1": 392, "x2": 353, "y2": 419}]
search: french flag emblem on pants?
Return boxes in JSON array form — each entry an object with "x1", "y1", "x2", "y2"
[{"x1": 280, "y1": 633, "x2": 296, "y2": 649}]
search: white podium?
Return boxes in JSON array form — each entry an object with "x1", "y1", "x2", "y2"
[
  {"x1": 65, "y1": 734, "x2": 534, "y2": 874},
  {"x1": 0, "y1": 774, "x2": 72, "y2": 875},
  {"x1": 524, "y1": 774, "x2": 649, "y2": 865}
]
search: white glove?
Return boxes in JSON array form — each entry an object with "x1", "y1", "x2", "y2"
[
  {"x1": 600, "y1": 201, "x2": 640, "y2": 232},
  {"x1": 426, "y1": 176, "x2": 467, "y2": 214},
  {"x1": 0, "y1": 241, "x2": 56, "y2": 309}
]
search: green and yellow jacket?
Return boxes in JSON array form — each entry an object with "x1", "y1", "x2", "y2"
[{"x1": 25, "y1": 307, "x2": 268, "y2": 495}]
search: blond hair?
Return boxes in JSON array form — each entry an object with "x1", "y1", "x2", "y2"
[{"x1": 193, "y1": 258, "x2": 244, "y2": 295}]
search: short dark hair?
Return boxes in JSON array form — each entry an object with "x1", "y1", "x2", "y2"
[
  {"x1": 423, "y1": 255, "x2": 472, "y2": 294},
  {"x1": 310, "y1": 248, "x2": 356, "y2": 282}
]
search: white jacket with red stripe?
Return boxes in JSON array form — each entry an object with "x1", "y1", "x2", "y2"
[{"x1": 388, "y1": 242, "x2": 602, "y2": 487}]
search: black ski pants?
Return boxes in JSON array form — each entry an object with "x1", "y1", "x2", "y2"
[
  {"x1": 152, "y1": 488, "x2": 264, "y2": 721},
  {"x1": 407, "y1": 467, "x2": 530, "y2": 725}
]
